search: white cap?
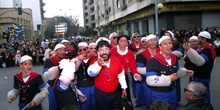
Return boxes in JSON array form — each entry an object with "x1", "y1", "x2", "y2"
[
  {"x1": 158, "y1": 36, "x2": 170, "y2": 45},
  {"x1": 89, "y1": 42, "x2": 96, "y2": 47},
  {"x1": 109, "y1": 32, "x2": 117, "y2": 39},
  {"x1": 172, "y1": 37, "x2": 177, "y2": 41},
  {"x1": 19, "y1": 55, "x2": 32, "y2": 64},
  {"x1": 61, "y1": 39, "x2": 69, "y2": 44},
  {"x1": 141, "y1": 37, "x2": 147, "y2": 42},
  {"x1": 198, "y1": 31, "x2": 211, "y2": 39},
  {"x1": 189, "y1": 36, "x2": 198, "y2": 42},
  {"x1": 96, "y1": 37, "x2": 110, "y2": 45},
  {"x1": 17, "y1": 50, "x2": 20, "y2": 53},
  {"x1": 131, "y1": 33, "x2": 140, "y2": 39},
  {"x1": 54, "y1": 44, "x2": 65, "y2": 51},
  {"x1": 78, "y1": 42, "x2": 88, "y2": 47},
  {"x1": 167, "y1": 30, "x2": 174, "y2": 38},
  {"x1": 146, "y1": 34, "x2": 156, "y2": 42}
]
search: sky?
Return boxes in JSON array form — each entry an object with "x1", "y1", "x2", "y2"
[{"x1": 44, "y1": 0, "x2": 84, "y2": 27}]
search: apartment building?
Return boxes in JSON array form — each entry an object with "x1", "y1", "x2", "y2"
[
  {"x1": 0, "y1": 8, "x2": 34, "y2": 39},
  {"x1": 0, "y1": 0, "x2": 46, "y2": 40},
  {"x1": 83, "y1": 0, "x2": 220, "y2": 36}
]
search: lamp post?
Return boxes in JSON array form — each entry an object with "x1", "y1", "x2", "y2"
[{"x1": 154, "y1": 0, "x2": 163, "y2": 33}]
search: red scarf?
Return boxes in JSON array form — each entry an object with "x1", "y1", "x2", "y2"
[
  {"x1": 201, "y1": 44, "x2": 216, "y2": 60},
  {"x1": 15, "y1": 71, "x2": 39, "y2": 83},
  {"x1": 154, "y1": 53, "x2": 177, "y2": 66},
  {"x1": 130, "y1": 42, "x2": 142, "y2": 51},
  {"x1": 49, "y1": 56, "x2": 59, "y2": 66},
  {"x1": 142, "y1": 48, "x2": 160, "y2": 60}
]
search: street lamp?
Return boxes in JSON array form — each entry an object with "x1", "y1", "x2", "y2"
[{"x1": 154, "y1": 0, "x2": 163, "y2": 33}]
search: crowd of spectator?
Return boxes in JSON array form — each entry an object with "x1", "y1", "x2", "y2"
[{"x1": 0, "y1": 27, "x2": 220, "y2": 68}]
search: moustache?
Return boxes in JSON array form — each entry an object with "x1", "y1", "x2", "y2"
[{"x1": 100, "y1": 53, "x2": 109, "y2": 57}]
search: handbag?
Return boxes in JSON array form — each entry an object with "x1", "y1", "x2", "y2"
[{"x1": 121, "y1": 98, "x2": 133, "y2": 110}]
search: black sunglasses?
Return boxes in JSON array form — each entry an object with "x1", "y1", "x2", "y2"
[
  {"x1": 133, "y1": 36, "x2": 140, "y2": 38},
  {"x1": 90, "y1": 47, "x2": 96, "y2": 50},
  {"x1": 184, "y1": 88, "x2": 192, "y2": 93},
  {"x1": 112, "y1": 37, "x2": 117, "y2": 39},
  {"x1": 79, "y1": 48, "x2": 87, "y2": 52}
]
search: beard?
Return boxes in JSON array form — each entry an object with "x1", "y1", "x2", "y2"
[{"x1": 100, "y1": 53, "x2": 110, "y2": 61}]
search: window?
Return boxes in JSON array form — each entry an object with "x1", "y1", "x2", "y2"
[{"x1": 117, "y1": 0, "x2": 120, "y2": 8}]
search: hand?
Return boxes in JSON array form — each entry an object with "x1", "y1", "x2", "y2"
[
  {"x1": 79, "y1": 95, "x2": 87, "y2": 103},
  {"x1": 122, "y1": 89, "x2": 127, "y2": 98},
  {"x1": 7, "y1": 96, "x2": 13, "y2": 103},
  {"x1": 77, "y1": 54, "x2": 86, "y2": 61},
  {"x1": 186, "y1": 70, "x2": 194, "y2": 77},
  {"x1": 97, "y1": 52, "x2": 105, "y2": 66},
  {"x1": 134, "y1": 73, "x2": 142, "y2": 81},
  {"x1": 182, "y1": 43, "x2": 191, "y2": 51},
  {"x1": 26, "y1": 101, "x2": 36, "y2": 109},
  {"x1": 170, "y1": 73, "x2": 178, "y2": 81}
]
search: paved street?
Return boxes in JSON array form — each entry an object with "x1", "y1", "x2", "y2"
[{"x1": 0, "y1": 57, "x2": 220, "y2": 110}]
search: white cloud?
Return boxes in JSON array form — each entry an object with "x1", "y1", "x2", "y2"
[{"x1": 44, "y1": 0, "x2": 84, "y2": 27}]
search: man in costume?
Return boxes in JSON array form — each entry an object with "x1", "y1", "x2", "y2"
[
  {"x1": 182, "y1": 31, "x2": 216, "y2": 103},
  {"x1": 146, "y1": 36, "x2": 194, "y2": 109},
  {"x1": 87, "y1": 40, "x2": 127, "y2": 110},
  {"x1": 136, "y1": 34, "x2": 160, "y2": 109}
]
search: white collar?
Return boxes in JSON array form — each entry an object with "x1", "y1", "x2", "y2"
[
  {"x1": 116, "y1": 46, "x2": 128, "y2": 55},
  {"x1": 105, "y1": 59, "x2": 110, "y2": 68},
  {"x1": 83, "y1": 58, "x2": 89, "y2": 63}
]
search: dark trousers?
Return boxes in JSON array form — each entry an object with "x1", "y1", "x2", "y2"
[
  {"x1": 95, "y1": 87, "x2": 121, "y2": 110},
  {"x1": 125, "y1": 75, "x2": 133, "y2": 106}
]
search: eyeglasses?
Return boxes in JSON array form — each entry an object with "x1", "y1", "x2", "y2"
[
  {"x1": 78, "y1": 48, "x2": 87, "y2": 52},
  {"x1": 90, "y1": 47, "x2": 96, "y2": 50},
  {"x1": 112, "y1": 37, "x2": 117, "y2": 39},
  {"x1": 184, "y1": 88, "x2": 193, "y2": 93},
  {"x1": 133, "y1": 36, "x2": 140, "y2": 38}
]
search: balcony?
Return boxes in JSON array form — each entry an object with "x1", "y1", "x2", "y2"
[
  {"x1": 121, "y1": 4, "x2": 127, "y2": 11},
  {"x1": 91, "y1": 11, "x2": 95, "y2": 15},
  {"x1": 41, "y1": 2, "x2": 45, "y2": 6},
  {"x1": 84, "y1": 5, "x2": 87, "y2": 10},
  {"x1": 83, "y1": 0, "x2": 87, "y2": 4}
]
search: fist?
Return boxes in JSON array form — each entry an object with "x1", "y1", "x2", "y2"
[
  {"x1": 186, "y1": 70, "x2": 194, "y2": 77},
  {"x1": 170, "y1": 73, "x2": 178, "y2": 81}
]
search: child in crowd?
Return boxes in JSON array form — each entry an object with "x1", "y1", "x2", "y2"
[
  {"x1": 14, "y1": 50, "x2": 21, "y2": 66},
  {"x1": 7, "y1": 55, "x2": 48, "y2": 110}
]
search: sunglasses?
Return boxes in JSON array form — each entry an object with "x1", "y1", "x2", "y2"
[
  {"x1": 112, "y1": 37, "x2": 117, "y2": 39},
  {"x1": 184, "y1": 88, "x2": 193, "y2": 93},
  {"x1": 133, "y1": 36, "x2": 140, "y2": 38},
  {"x1": 90, "y1": 47, "x2": 96, "y2": 50},
  {"x1": 78, "y1": 48, "x2": 87, "y2": 52}
]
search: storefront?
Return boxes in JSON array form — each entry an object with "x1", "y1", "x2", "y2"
[{"x1": 112, "y1": 1, "x2": 220, "y2": 35}]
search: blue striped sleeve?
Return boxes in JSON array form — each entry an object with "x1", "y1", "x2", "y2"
[
  {"x1": 13, "y1": 85, "x2": 19, "y2": 89},
  {"x1": 177, "y1": 65, "x2": 180, "y2": 70},
  {"x1": 136, "y1": 62, "x2": 145, "y2": 67},
  {"x1": 200, "y1": 54, "x2": 209, "y2": 63},
  {"x1": 146, "y1": 71, "x2": 157, "y2": 77},
  {"x1": 42, "y1": 68, "x2": 49, "y2": 74},
  {"x1": 38, "y1": 83, "x2": 46, "y2": 89}
]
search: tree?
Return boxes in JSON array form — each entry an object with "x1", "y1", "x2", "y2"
[
  {"x1": 81, "y1": 28, "x2": 94, "y2": 37},
  {"x1": 44, "y1": 18, "x2": 56, "y2": 39},
  {"x1": 44, "y1": 15, "x2": 79, "y2": 39}
]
